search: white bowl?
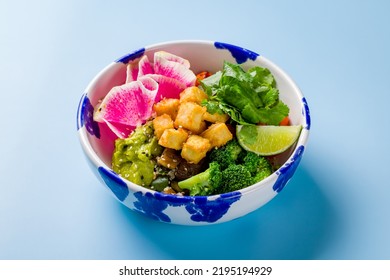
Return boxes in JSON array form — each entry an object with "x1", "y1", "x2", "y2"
[{"x1": 77, "y1": 40, "x2": 311, "y2": 225}]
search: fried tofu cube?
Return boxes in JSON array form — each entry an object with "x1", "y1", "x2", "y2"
[
  {"x1": 179, "y1": 86, "x2": 208, "y2": 104},
  {"x1": 174, "y1": 102, "x2": 207, "y2": 133},
  {"x1": 158, "y1": 128, "x2": 188, "y2": 150},
  {"x1": 195, "y1": 120, "x2": 207, "y2": 134},
  {"x1": 201, "y1": 123, "x2": 233, "y2": 148},
  {"x1": 152, "y1": 114, "x2": 174, "y2": 139},
  {"x1": 181, "y1": 135, "x2": 211, "y2": 164},
  {"x1": 203, "y1": 111, "x2": 230, "y2": 123},
  {"x1": 153, "y1": 98, "x2": 180, "y2": 119}
]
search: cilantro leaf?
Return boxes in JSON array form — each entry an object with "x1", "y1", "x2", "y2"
[{"x1": 201, "y1": 100, "x2": 224, "y2": 115}]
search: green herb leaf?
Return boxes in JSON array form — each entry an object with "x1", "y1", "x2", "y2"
[
  {"x1": 201, "y1": 100, "x2": 224, "y2": 115},
  {"x1": 198, "y1": 71, "x2": 221, "y2": 97},
  {"x1": 201, "y1": 61, "x2": 289, "y2": 125}
]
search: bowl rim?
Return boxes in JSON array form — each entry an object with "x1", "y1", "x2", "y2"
[{"x1": 77, "y1": 40, "x2": 310, "y2": 200}]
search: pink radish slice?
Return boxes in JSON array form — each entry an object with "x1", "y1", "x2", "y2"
[
  {"x1": 137, "y1": 55, "x2": 154, "y2": 78},
  {"x1": 145, "y1": 74, "x2": 187, "y2": 102},
  {"x1": 125, "y1": 61, "x2": 139, "y2": 83},
  {"x1": 103, "y1": 119, "x2": 135, "y2": 139},
  {"x1": 154, "y1": 51, "x2": 191, "y2": 68},
  {"x1": 94, "y1": 79, "x2": 157, "y2": 127},
  {"x1": 153, "y1": 51, "x2": 196, "y2": 87},
  {"x1": 136, "y1": 76, "x2": 159, "y2": 119}
]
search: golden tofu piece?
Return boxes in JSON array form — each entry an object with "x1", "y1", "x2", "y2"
[
  {"x1": 203, "y1": 111, "x2": 230, "y2": 123},
  {"x1": 174, "y1": 102, "x2": 207, "y2": 133},
  {"x1": 201, "y1": 123, "x2": 233, "y2": 148},
  {"x1": 152, "y1": 114, "x2": 174, "y2": 139},
  {"x1": 179, "y1": 86, "x2": 208, "y2": 104},
  {"x1": 195, "y1": 120, "x2": 207, "y2": 134},
  {"x1": 153, "y1": 98, "x2": 180, "y2": 120},
  {"x1": 158, "y1": 128, "x2": 188, "y2": 150},
  {"x1": 181, "y1": 135, "x2": 211, "y2": 164},
  {"x1": 157, "y1": 148, "x2": 182, "y2": 169}
]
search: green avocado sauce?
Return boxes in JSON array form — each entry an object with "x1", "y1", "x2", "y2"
[{"x1": 112, "y1": 121, "x2": 163, "y2": 187}]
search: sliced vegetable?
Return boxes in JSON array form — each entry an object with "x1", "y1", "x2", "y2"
[
  {"x1": 153, "y1": 51, "x2": 196, "y2": 87},
  {"x1": 125, "y1": 60, "x2": 139, "y2": 83},
  {"x1": 103, "y1": 120, "x2": 135, "y2": 139},
  {"x1": 93, "y1": 77, "x2": 158, "y2": 137},
  {"x1": 146, "y1": 74, "x2": 187, "y2": 102},
  {"x1": 137, "y1": 55, "x2": 154, "y2": 78}
]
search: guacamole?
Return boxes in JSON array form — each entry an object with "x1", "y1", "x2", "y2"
[{"x1": 112, "y1": 121, "x2": 163, "y2": 187}]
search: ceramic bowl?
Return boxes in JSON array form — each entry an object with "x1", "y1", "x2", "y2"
[{"x1": 77, "y1": 40, "x2": 310, "y2": 225}]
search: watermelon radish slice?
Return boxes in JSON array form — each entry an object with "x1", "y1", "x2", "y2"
[
  {"x1": 153, "y1": 51, "x2": 196, "y2": 87},
  {"x1": 126, "y1": 55, "x2": 154, "y2": 83},
  {"x1": 154, "y1": 51, "x2": 191, "y2": 68},
  {"x1": 94, "y1": 78, "x2": 158, "y2": 128},
  {"x1": 145, "y1": 74, "x2": 187, "y2": 102},
  {"x1": 137, "y1": 55, "x2": 154, "y2": 78},
  {"x1": 125, "y1": 60, "x2": 139, "y2": 83},
  {"x1": 103, "y1": 120, "x2": 135, "y2": 139},
  {"x1": 136, "y1": 76, "x2": 159, "y2": 119},
  {"x1": 94, "y1": 82, "x2": 143, "y2": 126}
]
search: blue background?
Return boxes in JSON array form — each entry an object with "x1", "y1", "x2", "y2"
[{"x1": 1, "y1": 0, "x2": 389, "y2": 259}]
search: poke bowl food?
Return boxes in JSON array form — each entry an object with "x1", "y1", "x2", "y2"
[{"x1": 77, "y1": 41, "x2": 310, "y2": 225}]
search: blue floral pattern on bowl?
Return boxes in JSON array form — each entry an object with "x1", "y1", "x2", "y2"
[
  {"x1": 132, "y1": 190, "x2": 241, "y2": 223},
  {"x1": 77, "y1": 94, "x2": 100, "y2": 139},
  {"x1": 302, "y1": 97, "x2": 311, "y2": 130},
  {"x1": 273, "y1": 145, "x2": 305, "y2": 193},
  {"x1": 186, "y1": 193, "x2": 241, "y2": 223},
  {"x1": 214, "y1": 41, "x2": 259, "y2": 64},
  {"x1": 116, "y1": 48, "x2": 145, "y2": 64},
  {"x1": 98, "y1": 167, "x2": 129, "y2": 202}
]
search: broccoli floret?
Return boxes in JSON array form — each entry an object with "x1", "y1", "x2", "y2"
[
  {"x1": 209, "y1": 139, "x2": 243, "y2": 169},
  {"x1": 242, "y1": 151, "x2": 273, "y2": 184},
  {"x1": 253, "y1": 168, "x2": 272, "y2": 184},
  {"x1": 220, "y1": 164, "x2": 253, "y2": 193},
  {"x1": 178, "y1": 162, "x2": 222, "y2": 196},
  {"x1": 215, "y1": 150, "x2": 273, "y2": 194},
  {"x1": 242, "y1": 152, "x2": 272, "y2": 174}
]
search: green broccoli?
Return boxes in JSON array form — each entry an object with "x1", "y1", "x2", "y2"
[
  {"x1": 213, "y1": 148, "x2": 273, "y2": 193},
  {"x1": 220, "y1": 164, "x2": 253, "y2": 193},
  {"x1": 208, "y1": 139, "x2": 243, "y2": 169},
  {"x1": 242, "y1": 151, "x2": 272, "y2": 183},
  {"x1": 178, "y1": 162, "x2": 222, "y2": 196},
  {"x1": 252, "y1": 167, "x2": 272, "y2": 184}
]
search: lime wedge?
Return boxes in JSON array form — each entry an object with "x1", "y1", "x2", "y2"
[{"x1": 236, "y1": 125, "x2": 302, "y2": 156}]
